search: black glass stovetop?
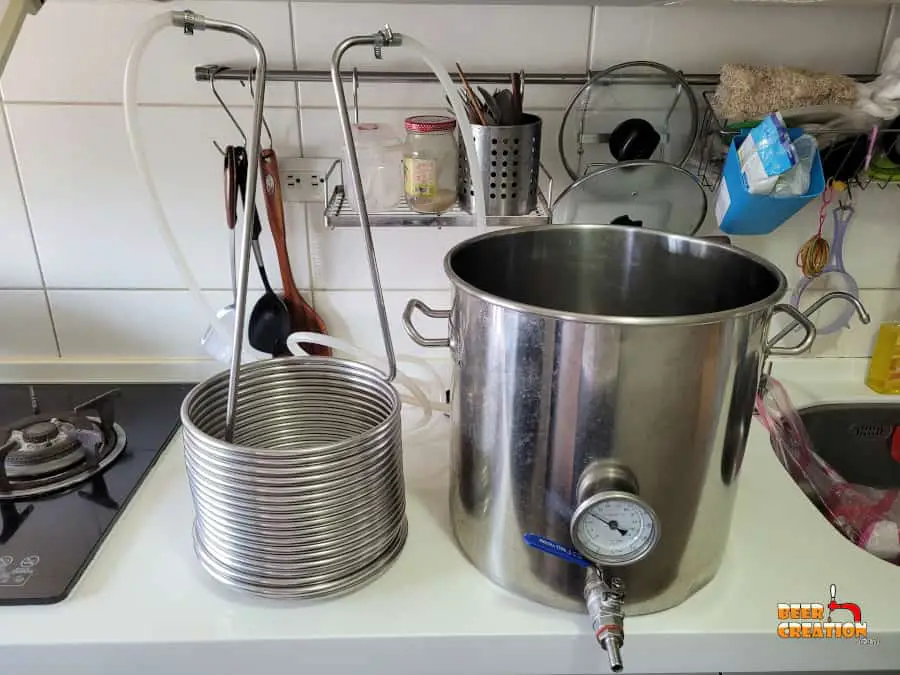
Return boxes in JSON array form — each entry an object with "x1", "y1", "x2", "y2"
[{"x1": 0, "y1": 383, "x2": 193, "y2": 605}]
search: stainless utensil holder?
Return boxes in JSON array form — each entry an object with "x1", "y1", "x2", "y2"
[{"x1": 459, "y1": 114, "x2": 542, "y2": 217}]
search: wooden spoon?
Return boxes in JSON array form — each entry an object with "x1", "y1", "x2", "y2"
[{"x1": 259, "y1": 148, "x2": 332, "y2": 357}]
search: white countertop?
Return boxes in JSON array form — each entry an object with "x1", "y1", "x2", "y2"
[{"x1": 1, "y1": 358, "x2": 900, "y2": 675}]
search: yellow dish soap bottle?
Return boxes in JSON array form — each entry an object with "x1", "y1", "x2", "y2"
[{"x1": 866, "y1": 323, "x2": 900, "y2": 394}]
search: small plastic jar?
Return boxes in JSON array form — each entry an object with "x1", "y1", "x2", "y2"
[{"x1": 402, "y1": 115, "x2": 458, "y2": 213}]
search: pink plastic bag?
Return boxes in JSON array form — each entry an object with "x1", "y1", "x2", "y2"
[{"x1": 756, "y1": 376, "x2": 900, "y2": 563}]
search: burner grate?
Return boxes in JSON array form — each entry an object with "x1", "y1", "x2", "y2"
[{"x1": 0, "y1": 389, "x2": 127, "y2": 501}]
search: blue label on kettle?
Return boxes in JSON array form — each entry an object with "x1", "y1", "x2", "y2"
[{"x1": 523, "y1": 533, "x2": 591, "y2": 568}]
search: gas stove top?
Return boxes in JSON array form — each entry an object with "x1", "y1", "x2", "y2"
[{"x1": 0, "y1": 383, "x2": 192, "y2": 605}]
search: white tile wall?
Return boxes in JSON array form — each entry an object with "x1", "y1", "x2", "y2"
[
  {"x1": 8, "y1": 104, "x2": 185, "y2": 289},
  {"x1": 5, "y1": 104, "x2": 301, "y2": 290},
  {"x1": 764, "y1": 289, "x2": 900, "y2": 360},
  {"x1": 314, "y1": 288, "x2": 452, "y2": 359},
  {"x1": 0, "y1": 291, "x2": 57, "y2": 357},
  {"x1": 291, "y1": 3, "x2": 592, "y2": 72},
  {"x1": 49, "y1": 289, "x2": 210, "y2": 358},
  {"x1": 1, "y1": 0, "x2": 297, "y2": 106},
  {"x1": 590, "y1": 5, "x2": 889, "y2": 73},
  {"x1": 0, "y1": 0, "x2": 897, "y2": 365},
  {"x1": 0, "y1": 104, "x2": 41, "y2": 288},
  {"x1": 49, "y1": 289, "x2": 282, "y2": 360},
  {"x1": 728, "y1": 199, "x2": 900, "y2": 290}
]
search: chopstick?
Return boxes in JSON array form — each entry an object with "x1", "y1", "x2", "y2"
[
  {"x1": 455, "y1": 62, "x2": 488, "y2": 126},
  {"x1": 452, "y1": 65, "x2": 527, "y2": 126}
]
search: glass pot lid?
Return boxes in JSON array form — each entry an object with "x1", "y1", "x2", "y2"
[
  {"x1": 550, "y1": 160, "x2": 708, "y2": 236},
  {"x1": 558, "y1": 61, "x2": 700, "y2": 180}
]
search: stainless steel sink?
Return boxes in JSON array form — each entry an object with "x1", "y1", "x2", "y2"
[
  {"x1": 780, "y1": 403, "x2": 900, "y2": 563},
  {"x1": 799, "y1": 403, "x2": 900, "y2": 489}
]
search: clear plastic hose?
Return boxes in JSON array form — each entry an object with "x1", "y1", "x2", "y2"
[
  {"x1": 123, "y1": 12, "x2": 232, "y2": 349},
  {"x1": 286, "y1": 332, "x2": 450, "y2": 433},
  {"x1": 400, "y1": 36, "x2": 487, "y2": 232}
]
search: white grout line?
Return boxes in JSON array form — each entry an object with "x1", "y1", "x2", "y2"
[
  {"x1": 0, "y1": 100, "x2": 301, "y2": 109},
  {"x1": 12, "y1": 287, "x2": 459, "y2": 293},
  {"x1": 2, "y1": 101, "x2": 569, "y2": 112},
  {"x1": 0, "y1": 98, "x2": 62, "y2": 357},
  {"x1": 6, "y1": 287, "x2": 896, "y2": 293},
  {"x1": 35, "y1": 288, "x2": 308, "y2": 293}
]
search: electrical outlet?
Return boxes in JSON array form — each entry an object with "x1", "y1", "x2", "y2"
[
  {"x1": 282, "y1": 170, "x2": 324, "y2": 203},
  {"x1": 278, "y1": 157, "x2": 342, "y2": 203}
]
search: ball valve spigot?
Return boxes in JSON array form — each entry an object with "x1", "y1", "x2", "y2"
[
  {"x1": 585, "y1": 567, "x2": 626, "y2": 673},
  {"x1": 522, "y1": 534, "x2": 627, "y2": 672}
]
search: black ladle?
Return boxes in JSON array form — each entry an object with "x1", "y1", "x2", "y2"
[
  {"x1": 235, "y1": 148, "x2": 290, "y2": 356},
  {"x1": 249, "y1": 228, "x2": 291, "y2": 356}
]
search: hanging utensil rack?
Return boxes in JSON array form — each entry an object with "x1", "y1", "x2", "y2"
[
  {"x1": 319, "y1": 158, "x2": 552, "y2": 228},
  {"x1": 323, "y1": 184, "x2": 551, "y2": 228},
  {"x1": 198, "y1": 64, "x2": 573, "y2": 226},
  {"x1": 194, "y1": 65, "x2": 725, "y2": 86},
  {"x1": 697, "y1": 89, "x2": 900, "y2": 192},
  {"x1": 196, "y1": 65, "x2": 895, "y2": 197}
]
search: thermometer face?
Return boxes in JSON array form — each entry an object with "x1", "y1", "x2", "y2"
[{"x1": 570, "y1": 491, "x2": 660, "y2": 566}]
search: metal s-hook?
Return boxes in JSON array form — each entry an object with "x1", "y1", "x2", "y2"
[
  {"x1": 241, "y1": 74, "x2": 274, "y2": 149},
  {"x1": 211, "y1": 66, "x2": 247, "y2": 155}
]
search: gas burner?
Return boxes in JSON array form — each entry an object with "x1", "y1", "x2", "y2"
[
  {"x1": 3, "y1": 416, "x2": 94, "y2": 477},
  {"x1": 0, "y1": 390, "x2": 127, "y2": 500}
]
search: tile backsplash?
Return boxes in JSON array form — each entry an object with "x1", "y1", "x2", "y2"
[{"x1": 1, "y1": 0, "x2": 898, "y2": 366}]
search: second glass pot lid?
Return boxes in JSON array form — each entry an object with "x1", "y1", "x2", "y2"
[
  {"x1": 558, "y1": 61, "x2": 700, "y2": 180},
  {"x1": 551, "y1": 160, "x2": 708, "y2": 236}
]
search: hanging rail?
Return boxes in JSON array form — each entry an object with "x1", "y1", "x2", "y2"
[
  {"x1": 195, "y1": 65, "x2": 880, "y2": 87},
  {"x1": 195, "y1": 64, "x2": 596, "y2": 85}
]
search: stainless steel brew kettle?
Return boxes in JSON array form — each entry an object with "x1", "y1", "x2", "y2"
[{"x1": 402, "y1": 224, "x2": 867, "y2": 672}]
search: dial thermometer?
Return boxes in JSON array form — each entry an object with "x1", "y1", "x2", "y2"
[{"x1": 570, "y1": 490, "x2": 660, "y2": 566}]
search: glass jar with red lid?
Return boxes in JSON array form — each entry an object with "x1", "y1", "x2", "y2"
[{"x1": 402, "y1": 115, "x2": 458, "y2": 214}]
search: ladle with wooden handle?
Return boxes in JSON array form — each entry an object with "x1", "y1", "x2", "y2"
[{"x1": 260, "y1": 148, "x2": 332, "y2": 357}]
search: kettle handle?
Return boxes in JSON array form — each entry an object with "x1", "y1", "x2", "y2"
[
  {"x1": 403, "y1": 299, "x2": 451, "y2": 348},
  {"x1": 765, "y1": 304, "x2": 817, "y2": 356}
]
